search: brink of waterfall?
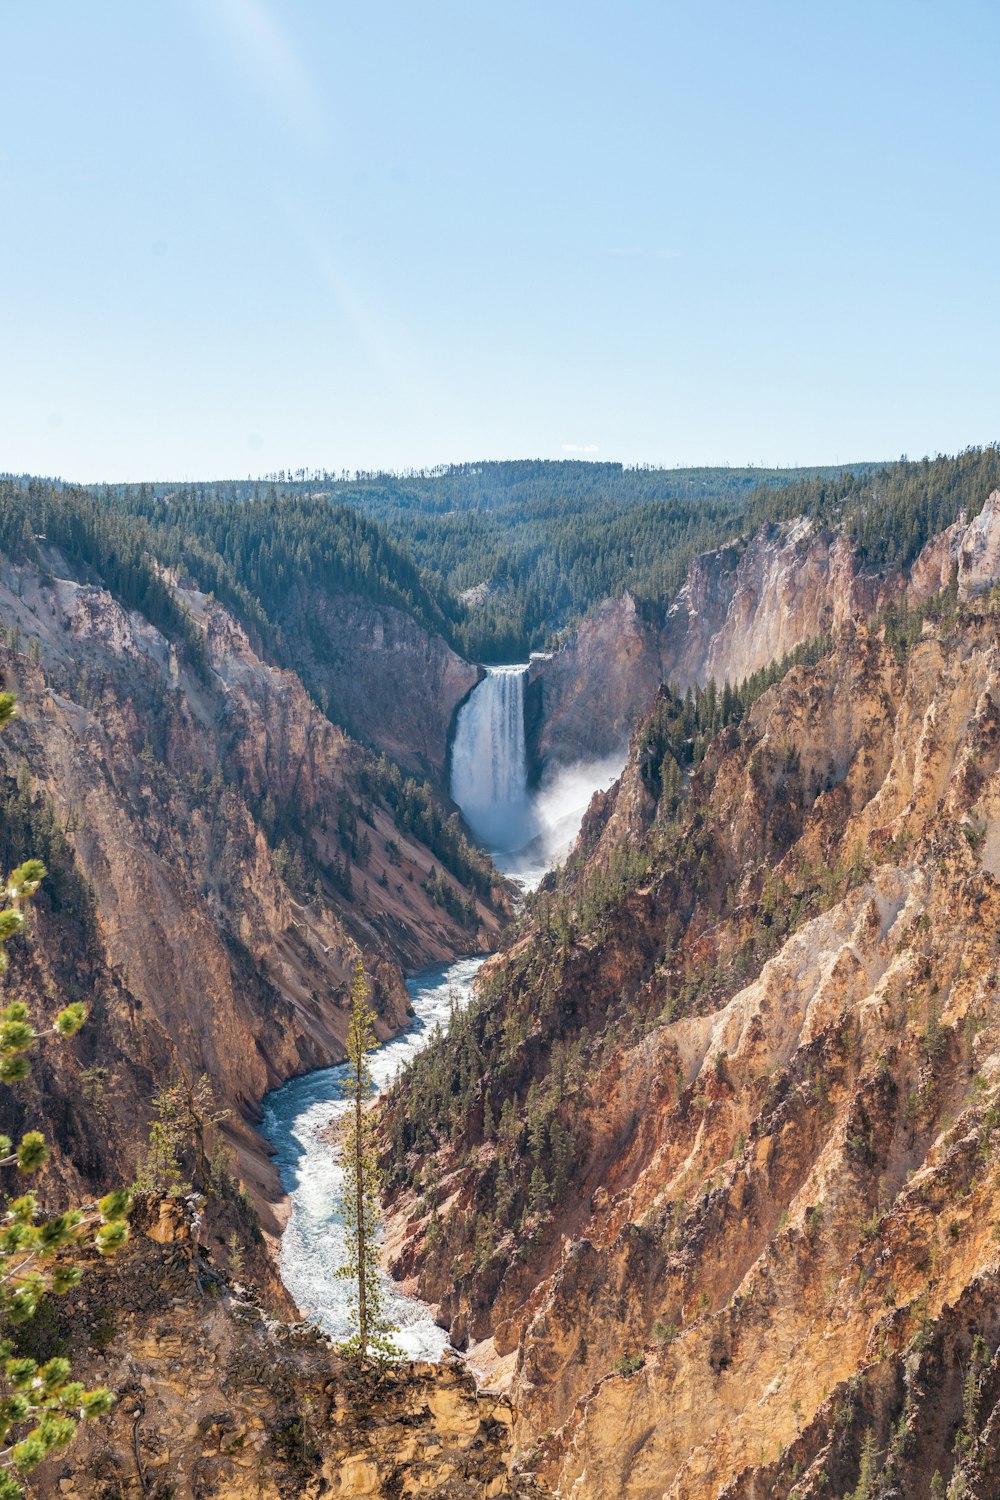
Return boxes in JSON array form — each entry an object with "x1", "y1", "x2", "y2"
[{"x1": 450, "y1": 665, "x2": 535, "y2": 852}]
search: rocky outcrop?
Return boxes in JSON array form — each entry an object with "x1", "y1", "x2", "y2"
[
  {"x1": 527, "y1": 522, "x2": 896, "y2": 773},
  {"x1": 527, "y1": 499, "x2": 1000, "y2": 776},
  {"x1": 29, "y1": 1197, "x2": 547, "y2": 1499},
  {"x1": 909, "y1": 488, "x2": 1000, "y2": 604},
  {"x1": 525, "y1": 596, "x2": 664, "y2": 773},
  {"x1": 0, "y1": 554, "x2": 502, "y2": 1229},
  {"x1": 666, "y1": 520, "x2": 885, "y2": 687},
  {"x1": 385, "y1": 603, "x2": 1000, "y2": 1498},
  {"x1": 275, "y1": 587, "x2": 481, "y2": 786},
  {"x1": 957, "y1": 489, "x2": 1000, "y2": 597}
]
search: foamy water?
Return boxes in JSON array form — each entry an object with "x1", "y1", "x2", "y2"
[
  {"x1": 494, "y1": 752, "x2": 626, "y2": 889},
  {"x1": 262, "y1": 955, "x2": 485, "y2": 1359},
  {"x1": 450, "y1": 665, "x2": 534, "y2": 852},
  {"x1": 451, "y1": 664, "x2": 625, "y2": 889},
  {"x1": 263, "y1": 680, "x2": 625, "y2": 1353}
]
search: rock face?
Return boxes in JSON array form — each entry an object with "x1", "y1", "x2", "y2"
[
  {"x1": 664, "y1": 521, "x2": 885, "y2": 688},
  {"x1": 525, "y1": 596, "x2": 665, "y2": 773},
  {"x1": 0, "y1": 552, "x2": 502, "y2": 1228},
  {"x1": 276, "y1": 587, "x2": 481, "y2": 786},
  {"x1": 385, "y1": 602, "x2": 1000, "y2": 1499},
  {"x1": 957, "y1": 490, "x2": 1000, "y2": 596},
  {"x1": 908, "y1": 488, "x2": 1000, "y2": 603},
  {"x1": 527, "y1": 498, "x2": 1000, "y2": 775},
  {"x1": 30, "y1": 1197, "x2": 547, "y2": 1499},
  {"x1": 528, "y1": 522, "x2": 895, "y2": 773}
]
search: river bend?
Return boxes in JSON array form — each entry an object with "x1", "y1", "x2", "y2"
[{"x1": 262, "y1": 954, "x2": 484, "y2": 1359}]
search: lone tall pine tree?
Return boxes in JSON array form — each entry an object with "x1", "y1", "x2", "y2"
[{"x1": 337, "y1": 958, "x2": 397, "y2": 1361}]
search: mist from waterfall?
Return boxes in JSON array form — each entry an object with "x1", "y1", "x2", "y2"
[
  {"x1": 502, "y1": 751, "x2": 626, "y2": 887},
  {"x1": 450, "y1": 665, "x2": 625, "y2": 886}
]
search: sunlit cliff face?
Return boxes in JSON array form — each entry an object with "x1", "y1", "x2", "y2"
[
  {"x1": 0, "y1": 553, "x2": 503, "y2": 1223},
  {"x1": 388, "y1": 603, "x2": 1000, "y2": 1500}
]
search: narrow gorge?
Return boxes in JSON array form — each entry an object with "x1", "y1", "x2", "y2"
[
  {"x1": 6, "y1": 6, "x2": 999, "y2": 1495},
  {"x1": 5, "y1": 455, "x2": 1000, "y2": 1497}
]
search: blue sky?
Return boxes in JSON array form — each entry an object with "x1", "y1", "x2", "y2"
[{"x1": 2, "y1": 0, "x2": 998, "y2": 481}]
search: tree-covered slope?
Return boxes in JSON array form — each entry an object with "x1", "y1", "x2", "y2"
[
  {"x1": 70, "y1": 448, "x2": 1000, "y2": 663},
  {"x1": 106, "y1": 460, "x2": 868, "y2": 661},
  {"x1": 0, "y1": 480, "x2": 482, "y2": 781},
  {"x1": 8, "y1": 446, "x2": 1000, "y2": 694},
  {"x1": 382, "y1": 581, "x2": 1000, "y2": 1498}
]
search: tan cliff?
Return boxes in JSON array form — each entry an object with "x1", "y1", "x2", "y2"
[
  {"x1": 526, "y1": 594, "x2": 664, "y2": 772},
  {"x1": 669, "y1": 521, "x2": 881, "y2": 688},
  {"x1": 525, "y1": 520, "x2": 888, "y2": 771},
  {"x1": 908, "y1": 489, "x2": 1000, "y2": 604},
  {"x1": 527, "y1": 494, "x2": 1000, "y2": 774},
  {"x1": 28, "y1": 1196, "x2": 547, "y2": 1499},
  {"x1": 0, "y1": 552, "x2": 503, "y2": 1231},
  {"x1": 273, "y1": 586, "x2": 481, "y2": 787},
  {"x1": 386, "y1": 601, "x2": 1000, "y2": 1498}
]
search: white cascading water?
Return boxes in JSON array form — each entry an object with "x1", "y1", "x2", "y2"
[
  {"x1": 450, "y1": 665, "x2": 534, "y2": 853},
  {"x1": 263, "y1": 957, "x2": 484, "y2": 1360},
  {"x1": 264, "y1": 663, "x2": 628, "y2": 1358}
]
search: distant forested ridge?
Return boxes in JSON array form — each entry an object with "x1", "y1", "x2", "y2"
[
  {"x1": 96, "y1": 460, "x2": 875, "y2": 662},
  {"x1": 328, "y1": 453, "x2": 1000, "y2": 655},
  {"x1": 239, "y1": 460, "x2": 873, "y2": 660},
  {"x1": 3, "y1": 448, "x2": 999, "y2": 669}
]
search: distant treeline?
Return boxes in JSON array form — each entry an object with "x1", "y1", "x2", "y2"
[
  {"x1": 90, "y1": 459, "x2": 870, "y2": 662},
  {"x1": 280, "y1": 460, "x2": 872, "y2": 660},
  {"x1": 2, "y1": 447, "x2": 999, "y2": 672}
]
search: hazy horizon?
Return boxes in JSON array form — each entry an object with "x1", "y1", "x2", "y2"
[
  {"x1": 2, "y1": 1, "x2": 999, "y2": 482},
  {"x1": 3, "y1": 454, "x2": 891, "y2": 488}
]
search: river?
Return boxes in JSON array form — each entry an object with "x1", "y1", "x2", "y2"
[
  {"x1": 263, "y1": 666, "x2": 622, "y2": 1355},
  {"x1": 261, "y1": 953, "x2": 485, "y2": 1359}
]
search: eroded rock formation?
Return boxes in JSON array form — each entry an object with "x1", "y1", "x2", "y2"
[
  {"x1": 526, "y1": 594, "x2": 664, "y2": 773},
  {"x1": 386, "y1": 599, "x2": 1000, "y2": 1498},
  {"x1": 527, "y1": 493, "x2": 1000, "y2": 775},
  {"x1": 0, "y1": 551, "x2": 502, "y2": 1227},
  {"x1": 274, "y1": 586, "x2": 481, "y2": 786},
  {"x1": 29, "y1": 1196, "x2": 546, "y2": 1499}
]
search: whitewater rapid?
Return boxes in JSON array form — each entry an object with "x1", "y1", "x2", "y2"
[
  {"x1": 262, "y1": 955, "x2": 485, "y2": 1360},
  {"x1": 264, "y1": 668, "x2": 625, "y2": 1354}
]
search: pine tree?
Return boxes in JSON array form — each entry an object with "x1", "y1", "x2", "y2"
[
  {"x1": 133, "y1": 1074, "x2": 229, "y2": 1196},
  {"x1": 0, "y1": 691, "x2": 130, "y2": 1496},
  {"x1": 850, "y1": 1429, "x2": 880, "y2": 1500},
  {"x1": 337, "y1": 958, "x2": 398, "y2": 1362}
]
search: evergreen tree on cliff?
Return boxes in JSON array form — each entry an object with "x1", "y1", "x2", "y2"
[
  {"x1": 338, "y1": 958, "x2": 397, "y2": 1361},
  {"x1": 0, "y1": 691, "x2": 130, "y2": 1496}
]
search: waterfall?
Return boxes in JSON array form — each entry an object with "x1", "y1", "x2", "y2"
[{"x1": 450, "y1": 665, "x2": 533, "y2": 852}]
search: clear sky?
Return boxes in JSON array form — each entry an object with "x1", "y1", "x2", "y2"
[{"x1": 2, "y1": 0, "x2": 998, "y2": 482}]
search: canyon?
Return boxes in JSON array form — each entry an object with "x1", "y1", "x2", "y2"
[
  {"x1": 5, "y1": 468, "x2": 1000, "y2": 1496},
  {"x1": 383, "y1": 492, "x2": 1000, "y2": 1499},
  {"x1": 0, "y1": 548, "x2": 505, "y2": 1235}
]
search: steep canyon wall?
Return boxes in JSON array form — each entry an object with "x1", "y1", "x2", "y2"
[
  {"x1": 0, "y1": 553, "x2": 502, "y2": 1230},
  {"x1": 388, "y1": 594, "x2": 1000, "y2": 1499},
  {"x1": 528, "y1": 493, "x2": 1000, "y2": 775}
]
